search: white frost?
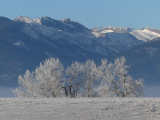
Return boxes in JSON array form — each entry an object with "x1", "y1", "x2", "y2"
[
  {"x1": 13, "y1": 41, "x2": 26, "y2": 47},
  {"x1": 0, "y1": 98, "x2": 160, "y2": 120}
]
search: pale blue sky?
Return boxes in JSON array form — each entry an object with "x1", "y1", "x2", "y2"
[{"x1": 0, "y1": 0, "x2": 160, "y2": 29}]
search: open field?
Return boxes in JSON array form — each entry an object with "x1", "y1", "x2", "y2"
[{"x1": 0, "y1": 98, "x2": 160, "y2": 120}]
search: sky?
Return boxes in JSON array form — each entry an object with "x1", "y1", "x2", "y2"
[{"x1": 0, "y1": 0, "x2": 160, "y2": 29}]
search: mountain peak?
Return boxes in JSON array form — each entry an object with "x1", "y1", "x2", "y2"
[
  {"x1": 40, "y1": 17, "x2": 52, "y2": 21},
  {"x1": 145, "y1": 27, "x2": 151, "y2": 29},
  {"x1": 62, "y1": 18, "x2": 72, "y2": 22},
  {"x1": 141, "y1": 27, "x2": 153, "y2": 31},
  {"x1": 14, "y1": 16, "x2": 32, "y2": 23}
]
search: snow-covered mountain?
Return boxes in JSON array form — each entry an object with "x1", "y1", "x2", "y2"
[
  {"x1": 1, "y1": 16, "x2": 160, "y2": 87},
  {"x1": 14, "y1": 16, "x2": 143, "y2": 55},
  {"x1": 130, "y1": 27, "x2": 160, "y2": 41},
  {"x1": 92, "y1": 26, "x2": 160, "y2": 42}
]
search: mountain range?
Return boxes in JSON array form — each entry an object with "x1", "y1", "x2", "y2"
[{"x1": 0, "y1": 16, "x2": 160, "y2": 87}]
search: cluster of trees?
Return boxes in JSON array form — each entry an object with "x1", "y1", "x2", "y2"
[{"x1": 13, "y1": 57, "x2": 144, "y2": 98}]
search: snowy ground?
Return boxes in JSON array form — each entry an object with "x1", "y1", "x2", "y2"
[{"x1": 0, "y1": 98, "x2": 160, "y2": 120}]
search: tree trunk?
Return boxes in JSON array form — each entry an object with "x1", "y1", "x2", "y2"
[
  {"x1": 69, "y1": 85, "x2": 72, "y2": 98},
  {"x1": 62, "y1": 87, "x2": 68, "y2": 97}
]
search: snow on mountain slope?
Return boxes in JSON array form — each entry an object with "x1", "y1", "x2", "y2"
[
  {"x1": 20, "y1": 21, "x2": 111, "y2": 56},
  {"x1": 13, "y1": 41, "x2": 26, "y2": 48},
  {"x1": 130, "y1": 27, "x2": 160, "y2": 41},
  {"x1": 92, "y1": 27, "x2": 143, "y2": 52},
  {"x1": 0, "y1": 98, "x2": 160, "y2": 120},
  {"x1": 15, "y1": 17, "x2": 143, "y2": 54},
  {"x1": 15, "y1": 18, "x2": 160, "y2": 43},
  {"x1": 15, "y1": 16, "x2": 140, "y2": 56},
  {"x1": 15, "y1": 17, "x2": 152, "y2": 57},
  {"x1": 92, "y1": 27, "x2": 133, "y2": 34},
  {"x1": 92, "y1": 26, "x2": 160, "y2": 42}
]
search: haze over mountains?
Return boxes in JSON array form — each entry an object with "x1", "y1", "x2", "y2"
[{"x1": 0, "y1": 16, "x2": 160, "y2": 87}]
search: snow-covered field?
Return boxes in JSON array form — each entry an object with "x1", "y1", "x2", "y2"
[{"x1": 0, "y1": 98, "x2": 160, "y2": 120}]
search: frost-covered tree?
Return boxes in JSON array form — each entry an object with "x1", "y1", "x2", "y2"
[
  {"x1": 96, "y1": 59, "x2": 112, "y2": 97},
  {"x1": 35, "y1": 58, "x2": 64, "y2": 98},
  {"x1": 13, "y1": 57, "x2": 144, "y2": 98},
  {"x1": 97, "y1": 56, "x2": 144, "y2": 97},
  {"x1": 13, "y1": 58, "x2": 64, "y2": 98},
  {"x1": 82, "y1": 60, "x2": 100, "y2": 97},
  {"x1": 13, "y1": 70, "x2": 38, "y2": 97},
  {"x1": 65, "y1": 61, "x2": 83, "y2": 97}
]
